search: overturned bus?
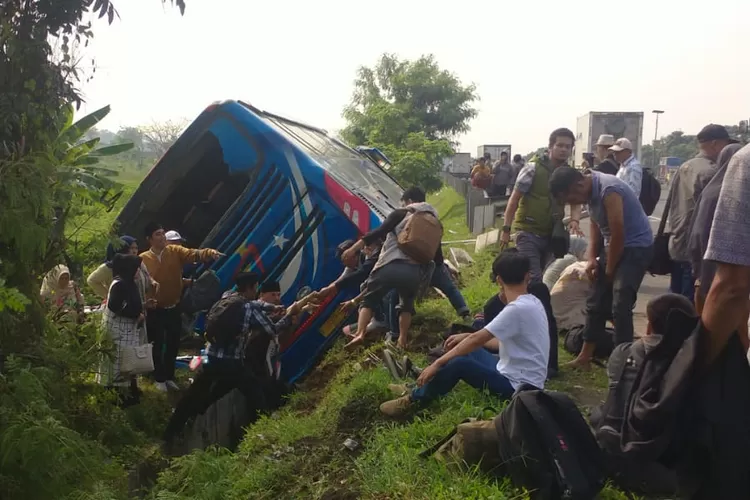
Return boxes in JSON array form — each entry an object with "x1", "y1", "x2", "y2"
[{"x1": 116, "y1": 100, "x2": 403, "y2": 383}]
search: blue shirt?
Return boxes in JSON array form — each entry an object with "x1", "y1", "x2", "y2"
[{"x1": 589, "y1": 171, "x2": 653, "y2": 248}]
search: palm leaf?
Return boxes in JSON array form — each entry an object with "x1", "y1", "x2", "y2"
[{"x1": 90, "y1": 142, "x2": 134, "y2": 156}]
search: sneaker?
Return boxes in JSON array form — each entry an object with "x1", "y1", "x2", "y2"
[
  {"x1": 388, "y1": 383, "x2": 408, "y2": 395},
  {"x1": 382, "y1": 349, "x2": 404, "y2": 380},
  {"x1": 379, "y1": 395, "x2": 412, "y2": 417},
  {"x1": 165, "y1": 380, "x2": 180, "y2": 391},
  {"x1": 154, "y1": 382, "x2": 168, "y2": 392}
]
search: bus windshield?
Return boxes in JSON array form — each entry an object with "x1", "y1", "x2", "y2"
[{"x1": 264, "y1": 115, "x2": 403, "y2": 205}]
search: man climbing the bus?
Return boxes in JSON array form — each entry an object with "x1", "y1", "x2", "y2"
[
  {"x1": 163, "y1": 272, "x2": 314, "y2": 448},
  {"x1": 340, "y1": 186, "x2": 442, "y2": 349}
]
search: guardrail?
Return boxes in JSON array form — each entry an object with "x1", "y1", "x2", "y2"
[{"x1": 440, "y1": 172, "x2": 590, "y2": 235}]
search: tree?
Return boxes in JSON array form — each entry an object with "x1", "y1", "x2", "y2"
[
  {"x1": 140, "y1": 119, "x2": 188, "y2": 157},
  {"x1": 641, "y1": 124, "x2": 746, "y2": 168},
  {"x1": 341, "y1": 54, "x2": 478, "y2": 191}
]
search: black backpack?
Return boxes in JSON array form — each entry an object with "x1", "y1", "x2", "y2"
[
  {"x1": 182, "y1": 270, "x2": 223, "y2": 314},
  {"x1": 495, "y1": 389, "x2": 606, "y2": 499},
  {"x1": 621, "y1": 310, "x2": 750, "y2": 498},
  {"x1": 639, "y1": 168, "x2": 661, "y2": 216},
  {"x1": 590, "y1": 340, "x2": 678, "y2": 495},
  {"x1": 205, "y1": 293, "x2": 247, "y2": 347}
]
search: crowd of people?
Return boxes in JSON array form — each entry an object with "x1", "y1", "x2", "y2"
[{"x1": 37, "y1": 122, "x2": 750, "y2": 495}]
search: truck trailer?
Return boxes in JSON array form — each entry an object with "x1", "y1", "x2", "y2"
[
  {"x1": 443, "y1": 152, "x2": 472, "y2": 176},
  {"x1": 476, "y1": 144, "x2": 512, "y2": 163},
  {"x1": 575, "y1": 112, "x2": 644, "y2": 167}
]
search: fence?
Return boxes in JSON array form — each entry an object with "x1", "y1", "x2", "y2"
[{"x1": 440, "y1": 172, "x2": 506, "y2": 235}]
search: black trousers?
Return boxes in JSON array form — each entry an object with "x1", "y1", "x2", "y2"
[
  {"x1": 146, "y1": 307, "x2": 182, "y2": 382},
  {"x1": 582, "y1": 246, "x2": 653, "y2": 347},
  {"x1": 528, "y1": 282, "x2": 559, "y2": 374},
  {"x1": 163, "y1": 357, "x2": 270, "y2": 442}
]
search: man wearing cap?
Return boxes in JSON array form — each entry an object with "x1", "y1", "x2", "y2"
[
  {"x1": 593, "y1": 135, "x2": 619, "y2": 175},
  {"x1": 666, "y1": 124, "x2": 738, "y2": 301},
  {"x1": 609, "y1": 138, "x2": 642, "y2": 197}
]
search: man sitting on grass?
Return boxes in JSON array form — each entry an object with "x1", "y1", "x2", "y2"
[{"x1": 379, "y1": 249, "x2": 549, "y2": 417}]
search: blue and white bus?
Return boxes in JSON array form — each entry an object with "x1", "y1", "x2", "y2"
[{"x1": 116, "y1": 100, "x2": 402, "y2": 383}]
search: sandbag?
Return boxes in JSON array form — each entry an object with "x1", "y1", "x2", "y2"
[{"x1": 550, "y1": 261, "x2": 591, "y2": 332}]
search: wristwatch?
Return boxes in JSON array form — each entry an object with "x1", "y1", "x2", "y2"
[{"x1": 501, "y1": 225, "x2": 511, "y2": 233}]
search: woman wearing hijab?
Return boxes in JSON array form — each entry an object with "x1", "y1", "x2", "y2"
[
  {"x1": 40, "y1": 264, "x2": 85, "y2": 322},
  {"x1": 87, "y1": 236, "x2": 157, "y2": 305},
  {"x1": 97, "y1": 253, "x2": 148, "y2": 406}
]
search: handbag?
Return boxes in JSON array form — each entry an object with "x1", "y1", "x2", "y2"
[
  {"x1": 120, "y1": 342, "x2": 154, "y2": 376},
  {"x1": 648, "y1": 178, "x2": 676, "y2": 276}
]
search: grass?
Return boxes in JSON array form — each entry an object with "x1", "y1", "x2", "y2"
[{"x1": 148, "y1": 186, "x2": 630, "y2": 500}]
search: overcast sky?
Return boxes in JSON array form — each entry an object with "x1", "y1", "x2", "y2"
[{"x1": 78, "y1": 0, "x2": 750, "y2": 155}]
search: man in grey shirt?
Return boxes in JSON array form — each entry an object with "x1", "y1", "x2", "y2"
[
  {"x1": 694, "y1": 141, "x2": 750, "y2": 500},
  {"x1": 668, "y1": 124, "x2": 737, "y2": 301}
]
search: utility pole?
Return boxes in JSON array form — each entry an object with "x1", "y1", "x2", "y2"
[{"x1": 652, "y1": 109, "x2": 665, "y2": 172}]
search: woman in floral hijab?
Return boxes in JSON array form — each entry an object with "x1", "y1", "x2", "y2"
[{"x1": 40, "y1": 264, "x2": 85, "y2": 322}]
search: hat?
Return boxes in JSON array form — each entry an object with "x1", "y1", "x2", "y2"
[
  {"x1": 165, "y1": 230, "x2": 184, "y2": 242},
  {"x1": 609, "y1": 137, "x2": 633, "y2": 152},
  {"x1": 595, "y1": 134, "x2": 615, "y2": 147},
  {"x1": 697, "y1": 124, "x2": 739, "y2": 144},
  {"x1": 259, "y1": 281, "x2": 281, "y2": 294}
]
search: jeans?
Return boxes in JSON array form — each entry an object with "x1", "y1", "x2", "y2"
[
  {"x1": 384, "y1": 263, "x2": 469, "y2": 334},
  {"x1": 670, "y1": 260, "x2": 695, "y2": 303},
  {"x1": 146, "y1": 307, "x2": 182, "y2": 383},
  {"x1": 410, "y1": 348, "x2": 514, "y2": 404},
  {"x1": 582, "y1": 246, "x2": 654, "y2": 346},
  {"x1": 163, "y1": 357, "x2": 271, "y2": 442},
  {"x1": 515, "y1": 231, "x2": 552, "y2": 285},
  {"x1": 430, "y1": 263, "x2": 469, "y2": 315}
]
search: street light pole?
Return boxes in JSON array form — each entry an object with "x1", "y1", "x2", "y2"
[{"x1": 652, "y1": 110, "x2": 664, "y2": 171}]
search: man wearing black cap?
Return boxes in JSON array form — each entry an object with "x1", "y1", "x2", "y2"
[{"x1": 666, "y1": 124, "x2": 738, "y2": 301}]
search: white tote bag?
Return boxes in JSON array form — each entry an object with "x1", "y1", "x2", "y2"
[{"x1": 120, "y1": 342, "x2": 154, "y2": 376}]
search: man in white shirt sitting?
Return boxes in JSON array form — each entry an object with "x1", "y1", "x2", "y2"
[{"x1": 379, "y1": 249, "x2": 550, "y2": 416}]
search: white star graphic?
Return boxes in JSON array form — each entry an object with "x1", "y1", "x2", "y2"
[{"x1": 273, "y1": 234, "x2": 288, "y2": 249}]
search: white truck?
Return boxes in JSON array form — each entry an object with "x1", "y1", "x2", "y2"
[
  {"x1": 574, "y1": 112, "x2": 644, "y2": 167},
  {"x1": 477, "y1": 144, "x2": 512, "y2": 163},
  {"x1": 443, "y1": 152, "x2": 472, "y2": 175}
]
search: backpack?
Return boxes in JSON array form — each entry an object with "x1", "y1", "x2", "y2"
[
  {"x1": 495, "y1": 390, "x2": 606, "y2": 500},
  {"x1": 639, "y1": 168, "x2": 661, "y2": 216},
  {"x1": 205, "y1": 293, "x2": 247, "y2": 347},
  {"x1": 471, "y1": 172, "x2": 492, "y2": 190},
  {"x1": 182, "y1": 270, "x2": 222, "y2": 314},
  {"x1": 589, "y1": 339, "x2": 678, "y2": 496},
  {"x1": 621, "y1": 310, "x2": 750, "y2": 498},
  {"x1": 419, "y1": 417, "x2": 504, "y2": 475},
  {"x1": 397, "y1": 208, "x2": 443, "y2": 264}
]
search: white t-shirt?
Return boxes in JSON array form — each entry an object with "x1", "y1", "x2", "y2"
[{"x1": 484, "y1": 294, "x2": 549, "y2": 390}]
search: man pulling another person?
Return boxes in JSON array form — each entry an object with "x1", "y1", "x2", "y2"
[{"x1": 549, "y1": 167, "x2": 653, "y2": 370}]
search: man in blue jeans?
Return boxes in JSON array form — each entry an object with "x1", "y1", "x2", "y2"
[
  {"x1": 383, "y1": 262, "x2": 470, "y2": 341},
  {"x1": 379, "y1": 249, "x2": 550, "y2": 416}
]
